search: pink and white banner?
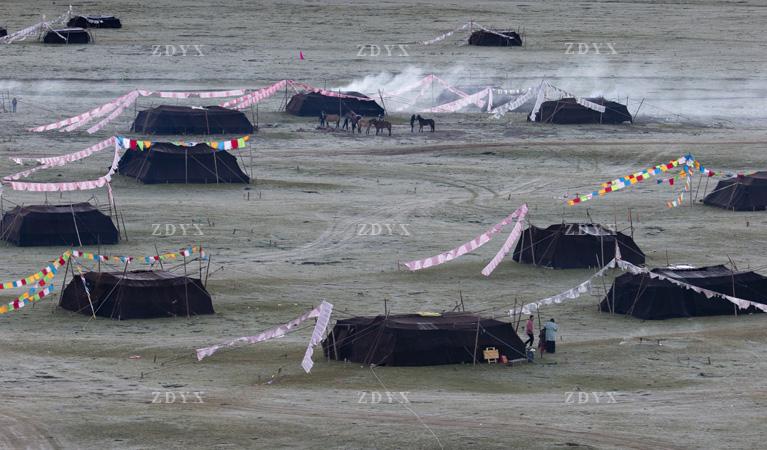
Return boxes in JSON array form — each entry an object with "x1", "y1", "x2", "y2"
[
  {"x1": 404, "y1": 204, "x2": 528, "y2": 271},
  {"x1": 5, "y1": 141, "x2": 120, "y2": 192},
  {"x1": 481, "y1": 216, "x2": 526, "y2": 276},
  {"x1": 31, "y1": 89, "x2": 249, "y2": 134},
  {"x1": 197, "y1": 301, "x2": 334, "y2": 374},
  {"x1": 220, "y1": 80, "x2": 289, "y2": 109},
  {"x1": 10, "y1": 136, "x2": 115, "y2": 167}
]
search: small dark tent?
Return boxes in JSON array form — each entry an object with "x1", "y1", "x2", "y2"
[
  {"x1": 512, "y1": 223, "x2": 645, "y2": 269},
  {"x1": 0, "y1": 203, "x2": 118, "y2": 247},
  {"x1": 532, "y1": 97, "x2": 632, "y2": 124},
  {"x1": 703, "y1": 172, "x2": 767, "y2": 211},
  {"x1": 59, "y1": 270, "x2": 214, "y2": 319},
  {"x1": 118, "y1": 142, "x2": 249, "y2": 184},
  {"x1": 42, "y1": 28, "x2": 91, "y2": 44},
  {"x1": 286, "y1": 91, "x2": 384, "y2": 117},
  {"x1": 0, "y1": 27, "x2": 7, "y2": 38},
  {"x1": 468, "y1": 30, "x2": 522, "y2": 47},
  {"x1": 601, "y1": 265, "x2": 767, "y2": 320},
  {"x1": 67, "y1": 15, "x2": 122, "y2": 29},
  {"x1": 322, "y1": 312, "x2": 526, "y2": 366},
  {"x1": 131, "y1": 105, "x2": 254, "y2": 135}
]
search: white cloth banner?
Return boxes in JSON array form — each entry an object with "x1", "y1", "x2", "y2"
[
  {"x1": 528, "y1": 82, "x2": 548, "y2": 122},
  {"x1": 491, "y1": 88, "x2": 535, "y2": 118},
  {"x1": 546, "y1": 84, "x2": 606, "y2": 113},
  {"x1": 421, "y1": 88, "x2": 490, "y2": 113},
  {"x1": 510, "y1": 258, "x2": 767, "y2": 316},
  {"x1": 404, "y1": 204, "x2": 528, "y2": 271},
  {"x1": 197, "y1": 301, "x2": 334, "y2": 373},
  {"x1": 421, "y1": 22, "x2": 471, "y2": 45},
  {"x1": 301, "y1": 301, "x2": 334, "y2": 373},
  {"x1": 0, "y1": 10, "x2": 70, "y2": 44},
  {"x1": 624, "y1": 261, "x2": 767, "y2": 313}
]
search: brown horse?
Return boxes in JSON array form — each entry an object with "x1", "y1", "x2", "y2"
[
  {"x1": 319, "y1": 111, "x2": 340, "y2": 128},
  {"x1": 367, "y1": 118, "x2": 392, "y2": 136}
]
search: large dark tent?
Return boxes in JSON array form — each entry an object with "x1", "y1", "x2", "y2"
[
  {"x1": 0, "y1": 27, "x2": 7, "y2": 38},
  {"x1": 67, "y1": 15, "x2": 122, "y2": 29},
  {"x1": 600, "y1": 265, "x2": 767, "y2": 320},
  {"x1": 512, "y1": 223, "x2": 645, "y2": 269},
  {"x1": 532, "y1": 97, "x2": 632, "y2": 124},
  {"x1": 59, "y1": 270, "x2": 214, "y2": 319},
  {"x1": 322, "y1": 312, "x2": 526, "y2": 366},
  {"x1": 468, "y1": 30, "x2": 522, "y2": 46},
  {"x1": 0, "y1": 203, "x2": 118, "y2": 247},
  {"x1": 702, "y1": 172, "x2": 767, "y2": 211},
  {"x1": 118, "y1": 142, "x2": 250, "y2": 184},
  {"x1": 131, "y1": 105, "x2": 254, "y2": 135},
  {"x1": 286, "y1": 92, "x2": 384, "y2": 117},
  {"x1": 42, "y1": 28, "x2": 91, "y2": 44}
]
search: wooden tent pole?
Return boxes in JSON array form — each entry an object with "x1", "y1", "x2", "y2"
[
  {"x1": 154, "y1": 243, "x2": 165, "y2": 271},
  {"x1": 183, "y1": 254, "x2": 190, "y2": 318},
  {"x1": 472, "y1": 319, "x2": 480, "y2": 365}
]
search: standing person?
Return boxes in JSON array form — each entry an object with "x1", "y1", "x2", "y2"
[
  {"x1": 544, "y1": 318, "x2": 558, "y2": 354},
  {"x1": 410, "y1": 114, "x2": 416, "y2": 132},
  {"x1": 12, "y1": 97, "x2": 17, "y2": 113},
  {"x1": 524, "y1": 315, "x2": 535, "y2": 347}
]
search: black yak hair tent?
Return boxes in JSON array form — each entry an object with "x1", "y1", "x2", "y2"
[
  {"x1": 532, "y1": 97, "x2": 632, "y2": 124},
  {"x1": 286, "y1": 91, "x2": 385, "y2": 117},
  {"x1": 0, "y1": 203, "x2": 118, "y2": 247},
  {"x1": 512, "y1": 223, "x2": 645, "y2": 269},
  {"x1": 59, "y1": 270, "x2": 214, "y2": 319},
  {"x1": 118, "y1": 142, "x2": 250, "y2": 184},
  {"x1": 0, "y1": 27, "x2": 7, "y2": 38},
  {"x1": 468, "y1": 30, "x2": 522, "y2": 46},
  {"x1": 42, "y1": 28, "x2": 91, "y2": 44},
  {"x1": 702, "y1": 172, "x2": 767, "y2": 211},
  {"x1": 67, "y1": 15, "x2": 122, "y2": 29},
  {"x1": 131, "y1": 105, "x2": 254, "y2": 135},
  {"x1": 600, "y1": 265, "x2": 767, "y2": 320},
  {"x1": 322, "y1": 312, "x2": 526, "y2": 366}
]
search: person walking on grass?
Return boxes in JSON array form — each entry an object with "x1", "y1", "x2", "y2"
[
  {"x1": 524, "y1": 315, "x2": 535, "y2": 347},
  {"x1": 544, "y1": 318, "x2": 558, "y2": 354}
]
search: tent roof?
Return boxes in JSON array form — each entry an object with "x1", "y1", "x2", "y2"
[
  {"x1": 83, "y1": 270, "x2": 198, "y2": 287},
  {"x1": 9, "y1": 203, "x2": 101, "y2": 215},
  {"x1": 335, "y1": 312, "x2": 509, "y2": 330}
]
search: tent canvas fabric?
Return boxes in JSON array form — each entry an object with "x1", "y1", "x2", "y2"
[
  {"x1": 286, "y1": 91, "x2": 385, "y2": 117},
  {"x1": 322, "y1": 312, "x2": 526, "y2": 366},
  {"x1": 600, "y1": 265, "x2": 767, "y2": 320},
  {"x1": 468, "y1": 30, "x2": 522, "y2": 46},
  {"x1": 532, "y1": 97, "x2": 632, "y2": 124},
  {"x1": 67, "y1": 15, "x2": 122, "y2": 29},
  {"x1": 59, "y1": 270, "x2": 214, "y2": 319},
  {"x1": 512, "y1": 223, "x2": 645, "y2": 269},
  {"x1": 42, "y1": 28, "x2": 91, "y2": 44},
  {"x1": 131, "y1": 105, "x2": 254, "y2": 135},
  {"x1": 703, "y1": 172, "x2": 767, "y2": 211},
  {"x1": 0, "y1": 28, "x2": 7, "y2": 38},
  {"x1": 0, "y1": 203, "x2": 118, "y2": 247},
  {"x1": 118, "y1": 142, "x2": 250, "y2": 184}
]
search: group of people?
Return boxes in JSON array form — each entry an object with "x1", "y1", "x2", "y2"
[{"x1": 524, "y1": 315, "x2": 558, "y2": 355}]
